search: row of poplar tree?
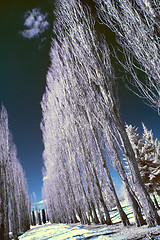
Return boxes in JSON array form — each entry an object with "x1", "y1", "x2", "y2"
[
  {"x1": 0, "y1": 105, "x2": 30, "y2": 240},
  {"x1": 41, "y1": 0, "x2": 160, "y2": 229}
]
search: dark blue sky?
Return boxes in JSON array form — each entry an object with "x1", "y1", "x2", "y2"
[
  {"x1": 0, "y1": 0, "x2": 53, "y2": 203},
  {"x1": 0, "y1": 0, "x2": 159, "y2": 204}
]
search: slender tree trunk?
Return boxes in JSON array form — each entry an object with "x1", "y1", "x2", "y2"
[
  {"x1": 82, "y1": 146, "x2": 112, "y2": 225},
  {"x1": 77, "y1": 206, "x2": 89, "y2": 224},
  {"x1": 0, "y1": 172, "x2": 8, "y2": 240},
  {"x1": 112, "y1": 145, "x2": 146, "y2": 226},
  {"x1": 90, "y1": 175, "x2": 106, "y2": 224},
  {"x1": 21, "y1": 194, "x2": 30, "y2": 232},
  {"x1": 38, "y1": 211, "x2": 42, "y2": 225},
  {"x1": 86, "y1": 109, "x2": 130, "y2": 226},
  {"x1": 9, "y1": 176, "x2": 19, "y2": 239},
  {"x1": 153, "y1": 193, "x2": 160, "y2": 210},
  {"x1": 95, "y1": 199, "x2": 106, "y2": 224},
  {"x1": 90, "y1": 201, "x2": 100, "y2": 224},
  {"x1": 70, "y1": 138, "x2": 98, "y2": 224},
  {"x1": 114, "y1": 107, "x2": 160, "y2": 226},
  {"x1": 32, "y1": 211, "x2": 36, "y2": 226},
  {"x1": 60, "y1": 159, "x2": 81, "y2": 223},
  {"x1": 75, "y1": 123, "x2": 111, "y2": 224},
  {"x1": 1, "y1": 166, "x2": 9, "y2": 240},
  {"x1": 42, "y1": 209, "x2": 46, "y2": 224},
  {"x1": 124, "y1": 182, "x2": 146, "y2": 226},
  {"x1": 103, "y1": 161, "x2": 130, "y2": 226},
  {"x1": 87, "y1": 202, "x2": 95, "y2": 223},
  {"x1": 92, "y1": 166, "x2": 112, "y2": 225},
  {"x1": 99, "y1": 86, "x2": 160, "y2": 227},
  {"x1": 86, "y1": 182, "x2": 100, "y2": 224},
  {"x1": 64, "y1": 137, "x2": 96, "y2": 224},
  {"x1": 72, "y1": 209, "x2": 79, "y2": 223},
  {"x1": 84, "y1": 154, "x2": 111, "y2": 225}
]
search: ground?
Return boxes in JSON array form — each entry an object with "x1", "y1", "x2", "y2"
[
  {"x1": 81, "y1": 222, "x2": 160, "y2": 239},
  {"x1": 18, "y1": 221, "x2": 160, "y2": 239},
  {"x1": 18, "y1": 200, "x2": 160, "y2": 239}
]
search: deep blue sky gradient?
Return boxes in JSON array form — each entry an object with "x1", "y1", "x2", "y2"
[
  {"x1": 0, "y1": 0, "x2": 159, "y2": 204},
  {"x1": 0, "y1": 0, "x2": 53, "y2": 203}
]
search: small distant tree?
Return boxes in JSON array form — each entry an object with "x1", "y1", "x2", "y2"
[
  {"x1": 32, "y1": 211, "x2": 36, "y2": 226},
  {"x1": 33, "y1": 192, "x2": 38, "y2": 225},
  {"x1": 42, "y1": 209, "x2": 46, "y2": 224},
  {"x1": 38, "y1": 211, "x2": 42, "y2": 225}
]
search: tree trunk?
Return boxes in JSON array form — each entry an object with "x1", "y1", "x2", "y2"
[
  {"x1": 124, "y1": 182, "x2": 146, "y2": 226},
  {"x1": 86, "y1": 109, "x2": 130, "y2": 226},
  {"x1": 91, "y1": 180, "x2": 106, "y2": 224},
  {"x1": 24, "y1": 208, "x2": 30, "y2": 232},
  {"x1": 114, "y1": 109, "x2": 160, "y2": 226},
  {"x1": 0, "y1": 166, "x2": 9, "y2": 240},
  {"x1": 38, "y1": 211, "x2": 42, "y2": 225},
  {"x1": 104, "y1": 162, "x2": 130, "y2": 226},
  {"x1": 90, "y1": 201, "x2": 100, "y2": 224},
  {"x1": 75, "y1": 123, "x2": 111, "y2": 224},
  {"x1": 77, "y1": 205, "x2": 89, "y2": 224},
  {"x1": 72, "y1": 209, "x2": 79, "y2": 223},
  {"x1": 92, "y1": 166, "x2": 112, "y2": 225},
  {"x1": 86, "y1": 182, "x2": 100, "y2": 224},
  {"x1": 32, "y1": 211, "x2": 36, "y2": 226},
  {"x1": 9, "y1": 175, "x2": 19, "y2": 239},
  {"x1": 71, "y1": 142, "x2": 99, "y2": 224},
  {"x1": 98, "y1": 86, "x2": 160, "y2": 226},
  {"x1": 42, "y1": 209, "x2": 46, "y2": 224},
  {"x1": 87, "y1": 202, "x2": 95, "y2": 223},
  {"x1": 112, "y1": 146, "x2": 146, "y2": 226},
  {"x1": 85, "y1": 157, "x2": 112, "y2": 225},
  {"x1": 153, "y1": 193, "x2": 160, "y2": 210},
  {"x1": 96, "y1": 201, "x2": 106, "y2": 224}
]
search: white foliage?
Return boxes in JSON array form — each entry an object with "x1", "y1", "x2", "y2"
[
  {"x1": 40, "y1": 0, "x2": 120, "y2": 225},
  {"x1": 95, "y1": 0, "x2": 160, "y2": 113},
  {"x1": 126, "y1": 123, "x2": 160, "y2": 195},
  {"x1": 0, "y1": 105, "x2": 30, "y2": 239}
]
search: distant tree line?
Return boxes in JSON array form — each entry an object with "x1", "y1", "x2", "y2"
[
  {"x1": 31, "y1": 208, "x2": 47, "y2": 226},
  {"x1": 0, "y1": 105, "x2": 30, "y2": 240},
  {"x1": 31, "y1": 192, "x2": 47, "y2": 226},
  {"x1": 41, "y1": 0, "x2": 160, "y2": 228}
]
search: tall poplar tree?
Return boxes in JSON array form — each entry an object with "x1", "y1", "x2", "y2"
[
  {"x1": 0, "y1": 105, "x2": 10, "y2": 240},
  {"x1": 95, "y1": 0, "x2": 160, "y2": 113},
  {"x1": 91, "y1": 0, "x2": 160, "y2": 226},
  {"x1": 55, "y1": 0, "x2": 160, "y2": 226},
  {"x1": 41, "y1": 0, "x2": 129, "y2": 226},
  {"x1": 0, "y1": 105, "x2": 30, "y2": 240},
  {"x1": 41, "y1": 0, "x2": 160, "y2": 227}
]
